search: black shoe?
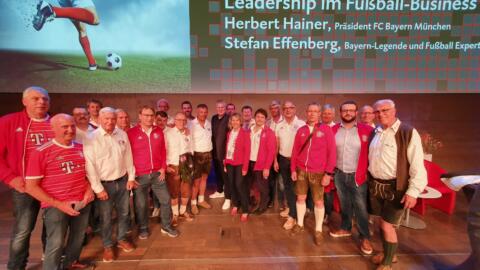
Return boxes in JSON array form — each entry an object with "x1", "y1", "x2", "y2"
[{"x1": 33, "y1": 1, "x2": 55, "y2": 31}]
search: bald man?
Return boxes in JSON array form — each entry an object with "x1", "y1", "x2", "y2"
[
  {"x1": 25, "y1": 114, "x2": 95, "y2": 269},
  {"x1": 0, "y1": 86, "x2": 55, "y2": 269}
]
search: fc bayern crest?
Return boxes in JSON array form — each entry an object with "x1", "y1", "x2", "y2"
[
  {"x1": 316, "y1": 131, "x2": 324, "y2": 138},
  {"x1": 362, "y1": 135, "x2": 368, "y2": 142},
  {"x1": 153, "y1": 133, "x2": 159, "y2": 139}
]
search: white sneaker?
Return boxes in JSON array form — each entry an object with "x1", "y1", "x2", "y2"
[
  {"x1": 151, "y1": 208, "x2": 160, "y2": 217},
  {"x1": 209, "y1": 191, "x2": 225, "y2": 199},
  {"x1": 222, "y1": 199, "x2": 231, "y2": 210}
]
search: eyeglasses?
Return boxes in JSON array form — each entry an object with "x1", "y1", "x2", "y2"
[
  {"x1": 374, "y1": 108, "x2": 392, "y2": 114},
  {"x1": 283, "y1": 106, "x2": 295, "y2": 110}
]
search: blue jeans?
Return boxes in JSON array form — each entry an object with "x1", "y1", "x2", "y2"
[
  {"x1": 42, "y1": 204, "x2": 91, "y2": 270},
  {"x1": 334, "y1": 169, "x2": 370, "y2": 239},
  {"x1": 97, "y1": 175, "x2": 130, "y2": 247},
  {"x1": 7, "y1": 191, "x2": 40, "y2": 270},
  {"x1": 134, "y1": 172, "x2": 172, "y2": 232},
  {"x1": 278, "y1": 155, "x2": 297, "y2": 219}
]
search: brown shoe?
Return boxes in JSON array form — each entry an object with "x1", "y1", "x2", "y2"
[
  {"x1": 198, "y1": 200, "x2": 211, "y2": 209},
  {"x1": 191, "y1": 204, "x2": 199, "y2": 215},
  {"x1": 360, "y1": 239, "x2": 373, "y2": 255},
  {"x1": 289, "y1": 224, "x2": 304, "y2": 236},
  {"x1": 117, "y1": 240, "x2": 135, "y2": 253},
  {"x1": 371, "y1": 253, "x2": 398, "y2": 265},
  {"x1": 329, "y1": 229, "x2": 352, "y2": 238},
  {"x1": 171, "y1": 215, "x2": 179, "y2": 227},
  {"x1": 314, "y1": 231, "x2": 324, "y2": 246},
  {"x1": 376, "y1": 265, "x2": 393, "y2": 270},
  {"x1": 102, "y1": 247, "x2": 114, "y2": 263},
  {"x1": 179, "y1": 212, "x2": 194, "y2": 222}
]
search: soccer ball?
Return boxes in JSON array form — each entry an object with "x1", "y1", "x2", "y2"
[{"x1": 106, "y1": 53, "x2": 122, "y2": 70}]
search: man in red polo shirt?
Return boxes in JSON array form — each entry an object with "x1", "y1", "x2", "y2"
[{"x1": 25, "y1": 113, "x2": 95, "y2": 270}]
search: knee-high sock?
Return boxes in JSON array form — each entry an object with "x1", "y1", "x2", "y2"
[
  {"x1": 296, "y1": 202, "x2": 306, "y2": 227},
  {"x1": 383, "y1": 241, "x2": 398, "y2": 265},
  {"x1": 52, "y1": 7, "x2": 95, "y2": 24},
  {"x1": 314, "y1": 206, "x2": 325, "y2": 232},
  {"x1": 79, "y1": 36, "x2": 96, "y2": 65},
  {"x1": 179, "y1": 205, "x2": 187, "y2": 215},
  {"x1": 171, "y1": 205, "x2": 179, "y2": 216}
]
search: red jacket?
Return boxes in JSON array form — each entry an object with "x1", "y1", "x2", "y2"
[
  {"x1": 332, "y1": 123, "x2": 374, "y2": 186},
  {"x1": 127, "y1": 125, "x2": 167, "y2": 176},
  {"x1": 224, "y1": 128, "x2": 250, "y2": 172},
  {"x1": 291, "y1": 123, "x2": 336, "y2": 174},
  {"x1": 0, "y1": 110, "x2": 46, "y2": 184},
  {"x1": 252, "y1": 126, "x2": 277, "y2": 171}
]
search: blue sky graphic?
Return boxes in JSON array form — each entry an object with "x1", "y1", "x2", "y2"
[{"x1": 0, "y1": 0, "x2": 190, "y2": 56}]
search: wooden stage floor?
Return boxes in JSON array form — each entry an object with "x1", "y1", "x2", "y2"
[{"x1": 0, "y1": 185, "x2": 472, "y2": 270}]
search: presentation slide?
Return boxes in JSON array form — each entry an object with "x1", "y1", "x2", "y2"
[{"x1": 1, "y1": 0, "x2": 479, "y2": 93}]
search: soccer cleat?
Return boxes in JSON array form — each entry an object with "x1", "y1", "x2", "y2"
[
  {"x1": 32, "y1": 1, "x2": 55, "y2": 31},
  {"x1": 88, "y1": 64, "x2": 98, "y2": 71}
]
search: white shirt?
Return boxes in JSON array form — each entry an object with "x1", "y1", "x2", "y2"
[
  {"x1": 75, "y1": 125, "x2": 95, "y2": 144},
  {"x1": 84, "y1": 127, "x2": 136, "y2": 193},
  {"x1": 267, "y1": 115, "x2": 284, "y2": 133},
  {"x1": 189, "y1": 118, "x2": 213, "y2": 153},
  {"x1": 275, "y1": 116, "x2": 305, "y2": 158},
  {"x1": 165, "y1": 127, "x2": 192, "y2": 166},
  {"x1": 250, "y1": 125, "x2": 263, "y2": 161},
  {"x1": 226, "y1": 129, "x2": 239, "y2": 160},
  {"x1": 368, "y1": 119, "x2": 427, "y2": 198},
  {"x1": 335, "y1": 123, "x2": 361, "y2": 173}
]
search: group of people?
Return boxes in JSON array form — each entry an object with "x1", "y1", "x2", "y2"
[{"x1": 0, "y1": 86, "x2": 427, "y2": 270}]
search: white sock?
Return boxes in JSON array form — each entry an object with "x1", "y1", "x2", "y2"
[
  {"x1": 314, "y1": 206, "x2": 325, "y2": 232},
  {"x1": 191, "y1": 199, "x2": 197, "y2": 205},
  {"x1": 180, "y1": 205, "x2": 187, "y2": 215},
  {"x1": 296, "y1": 202, "x2": 306, "y2": 227},
  {"x1": 172, "y1": 205, "x2": 179, "y2": 216},
  {"x1": 198, "y1": 195, "x2": 205, "y2": 202}
]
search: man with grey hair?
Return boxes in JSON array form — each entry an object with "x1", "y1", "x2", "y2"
[
  {"x1": 84, "y1": 107, "x2": 137, "y2": 263},
  {"x1": 156, "y1": 98, "x2": 174, "y2": 127},
  {"x1": 25, "y1": 113, "x2": 95, "y2": 269},
  {"x1": 116, "y1": 108, "x2": 131, "y2": 132},
  {"x1": 360, "y1": 105, "x2": 376, "y2": 128},
  {"x1": 0, "y1": 86, "x2": 55, "y2": 270},
  {"x1": 73, "y1": 107, "x2": 94, "y2": 143},
  {"x1": 210, "y1": 100, "x2": 229, "y2": 200},
  {"x1": 321, "y1": 104, "x2": 336, "y2": 127},
  {"x1": 321, "y1": 103, "x2": 336, "y2": 224},
  {"x1": 368, "y1": 99, "x2": 427, "y2": 270}
]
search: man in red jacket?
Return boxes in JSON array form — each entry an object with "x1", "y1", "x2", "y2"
[
  {"x1": 329, "y1": 101, "x2": 374, "y2": 255},
  {"x1": 0, "y1": 86, "x2": 54, "y2": 269},
  {"x1": 127, "y1": 106, "x2": 178, "y2": 239},
  {"x1": 290, "y1": 102, "x2": 336, "y2": 245}
]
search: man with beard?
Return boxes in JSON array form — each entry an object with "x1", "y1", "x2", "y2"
[
  {"x1": 329, "y1": 101, "x2": 374, "y2": 255},
  {"x1": 181, "y1": 101, "x2": 195, "y2": 123},
  {"x1": 86, "y1": 99, "x2": 102, "y2": 129}
]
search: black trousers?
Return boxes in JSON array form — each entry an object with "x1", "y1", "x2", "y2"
[
  {"x1": 226, "y1": 164, "x2": 250, "y2": 213},
  {"x1": 213, "y1": 158, "x2": 227, "y2": 195},
  {"x1": 249, "y1": 161, "x2": 270, "y2": 211}
]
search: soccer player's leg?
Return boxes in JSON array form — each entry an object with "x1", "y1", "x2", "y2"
[
  {"x1": 33, "y1": 0, "x2": 100, "y2": 31},
  {"x1": 73, "y1": 21, "x2": 97, "y2": 70}
]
